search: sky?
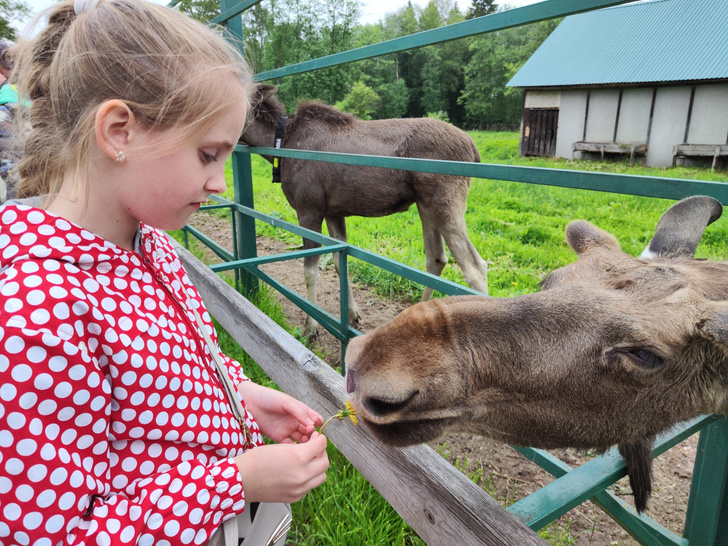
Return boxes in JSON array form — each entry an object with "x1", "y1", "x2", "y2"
[{"x1": 16, "y1": 0, "x2": 542, "y2": 33}]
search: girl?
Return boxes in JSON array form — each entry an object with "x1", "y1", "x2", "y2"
[{"x1": 0, "y1": 0, "x2": 329, "y2": 544}]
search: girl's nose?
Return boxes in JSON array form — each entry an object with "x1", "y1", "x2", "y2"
[{"x1": 206, "y1": 169, "x2": 227, "y2": 195}]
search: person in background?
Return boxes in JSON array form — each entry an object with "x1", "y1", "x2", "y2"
[
  {"x1": 0, "y1": 39, "x2": 24, "y2": 199},
  {"x1": 0, "y1": 0, "x2": 329, "y2": 544}
]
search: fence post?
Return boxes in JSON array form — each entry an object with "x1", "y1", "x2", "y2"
[
  {"x1": 221, "y1": 0, "x2": 259, "y2": 296},
  {"x1": 683, "y1": 416, "x2": 728, "y2": 545}
]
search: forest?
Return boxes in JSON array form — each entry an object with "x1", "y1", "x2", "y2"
[{"x1": 177, "y1": 0, "x2": 560, "y2": 129}]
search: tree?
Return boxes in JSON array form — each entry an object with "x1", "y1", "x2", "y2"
[
  {"x1": 176, "y1": 0, "x2": 220, "y2": 23},
  {"x1": 420, "y1": 46, "x2": 446, "y2": 115},
  {"x1": 459, "y1": 18, "x2": 559, "y2": 128},
  {"x1": 466, "y1": 0, "x2": 497, "y2": 19},
  {"x1": 334, "y1": 80, "x2": 380, "y2": 120},
  {"x1": 376, "y1": 79, "x2": 409, "y2": 119},
  {"x1": 418, "y1": 0, "x2": 441, "y2": 31},
  {"x1": 1, "y1": 0, "x2": 30, "y2": 40},
  {"x1": 240, "y1": 4, "x2": 271, "y2": 73},
  {"x1": 247, "y1": 0, "x2": 362, "y2": 106}
]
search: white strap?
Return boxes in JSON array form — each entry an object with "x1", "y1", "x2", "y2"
[
  {"x1": 223, "y1": 516, "x2": 239, "y2": 546},
  {"x1": 167, "y1": 267, "x2": 290, "y2": 546},
  {"x1": 166, "y1": 264, "x2": 252, "y2": 443},
  {"x1": 191, "y1": 306, "x2": 248, "y2": 424}
]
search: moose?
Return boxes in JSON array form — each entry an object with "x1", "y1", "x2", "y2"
[
  {"x1": 239, "y1": 84, "x2": 488, "y2": 341},
  {"x1": 344, "y1": 195, "x2": 728, "y2": 513}
]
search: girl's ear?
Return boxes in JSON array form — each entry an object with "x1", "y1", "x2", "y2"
[{"x1": 95, "y1": 99, "x2": 136, "y2": 162}]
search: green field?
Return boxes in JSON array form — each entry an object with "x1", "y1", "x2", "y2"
[{"x1": 195, "y1": 131, "x2": 728, "y2": 544}]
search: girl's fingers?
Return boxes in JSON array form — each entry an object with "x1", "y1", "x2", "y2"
[
  {"x1": 286, "y1": 397, "x2": 323, "y2": 427},
  {"x1": 307, "y1": 409, "x2": 324, "y2": 427}
]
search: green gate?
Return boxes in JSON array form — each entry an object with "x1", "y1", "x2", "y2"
[{"x1": 177, "y1": 0, "x2": 728, "y2": 543}]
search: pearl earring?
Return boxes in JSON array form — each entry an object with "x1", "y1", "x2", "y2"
[{"x1": 114, "y1": 151, "x2": 125, "y2": 163}]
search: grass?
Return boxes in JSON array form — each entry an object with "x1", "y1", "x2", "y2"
[{"x1": 184, "y1": 132, "x2": 728, "y2": 544}]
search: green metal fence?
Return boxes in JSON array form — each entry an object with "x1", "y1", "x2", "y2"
[{"x1": 180, "y1": 0, "x2": 728, "y2": 543}]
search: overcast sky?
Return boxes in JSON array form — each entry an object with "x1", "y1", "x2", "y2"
[{"x1": 16, "y1": 0, "x2": 542, "y2": 33}]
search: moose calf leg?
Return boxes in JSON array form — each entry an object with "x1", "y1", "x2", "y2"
[
  {"x1": 419, "y1": 208, "x2": 450, "y2": 301},
  {"x1": 303, "y1": 254, "x2": 320, "y2": 342},
  {"x1": 441, "y1": 220, "x2": 488, "y2": 296},
  {"x1": 457, "y1": 245, "x2": 488, "y2": 295}
]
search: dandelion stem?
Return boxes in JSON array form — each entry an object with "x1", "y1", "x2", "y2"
[{"x1": 319, "y1": 415, "x2": 337, "y2": 434}]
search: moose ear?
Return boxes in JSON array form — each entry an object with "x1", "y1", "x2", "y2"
[
  {"x1": 565, "y1": 220, "x2": 620, "y2": 255},
  {"x1": 642, "y1": 196, "x2": 722, "y2": 259},
  {"x1": 697, "y1": 303, "x2": 728, "y2": 351},
  {"x1": 256, "y1": 84, "x2": 278, "y2": 102}
]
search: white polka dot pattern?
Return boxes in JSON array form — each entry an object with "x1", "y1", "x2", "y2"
[{"x1": 0, "y1": 205, "x2": 262, "y2": 545}]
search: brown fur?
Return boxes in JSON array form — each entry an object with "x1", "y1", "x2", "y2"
[
  {"x1": 345, "y1": 196, "x2": 728, "y2": 512},
  {"x1": 240, "y1": 84, "x2": 489, "y2": 341},
  {"x1": 286, "y1": 101, "x2": 356, "y2": 132}
]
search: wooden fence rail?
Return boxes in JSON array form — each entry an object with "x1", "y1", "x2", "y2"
[{"x1": 173, "y1": 240, "x2": 544, "y2": 545}]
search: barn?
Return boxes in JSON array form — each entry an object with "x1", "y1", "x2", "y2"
[{"x1": 506, "y1": 0, "x2": 728, "y2": 169}]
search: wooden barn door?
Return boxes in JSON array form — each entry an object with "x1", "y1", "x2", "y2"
[{"x1": 521, "y1": 108, "x2": 559, "y2": 157}]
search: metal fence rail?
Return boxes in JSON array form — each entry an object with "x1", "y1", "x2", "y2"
[{"x1": 179, "y1": 0, "x2": 728, "y2": 543}]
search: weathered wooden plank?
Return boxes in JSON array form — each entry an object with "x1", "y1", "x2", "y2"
[
  {"x1": 174, "y1": 241, "x2": 544, "y2": 546},
  {"x1": 523, "y1": 108, "x2": 533, "y2": 155},
  {"x1": 572, "y1": 141, "x2": 647, "y2": 155},
  {"x1": 673, "y1": 144, "x2": 728, "y2": 157}
]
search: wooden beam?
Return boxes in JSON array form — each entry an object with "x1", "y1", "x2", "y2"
[
  {"x1": 174, "y1": 241, "x2": 544, "y2": 546},
  {"x1": 572, "y1": 141, "x2": 647, "y2": 156}
]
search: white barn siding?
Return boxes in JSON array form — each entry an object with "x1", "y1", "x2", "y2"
[
  {"x1": 616, "y1": 88, "x2": 653, "y2": 143},
  {"x1": 539, "y1": 83, "x2": 727, "y2": 167},
  {"x1": 524, "y1": 91, "x2": 560, "y2": 109},
  {"x1": 554, "y1": 90, "x2": 586, "y2": 160},
  {"x1": 687, "y1": 83, "x2": 728, "y2": 144},
  {"x1": 646, "y1": 86, "x2": 693, "y2": 167},
  {"x1": 584, "y1": 89, "x2": 620, "y2": 142}
]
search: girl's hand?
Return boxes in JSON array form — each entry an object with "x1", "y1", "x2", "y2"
[
  {"x1": 234, "y1": 432, "x2": 329, "y2": 503},
  {"x1": 238, "y1": 381, "x2": 324, "y2": 444}
]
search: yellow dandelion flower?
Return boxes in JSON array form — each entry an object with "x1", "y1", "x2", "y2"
[
  {"x1": 343, "y1": 401, "x2": 358, "y2": 425},
  {"x1": 319, "y1": 401, "x2": 359, "y2": 434}
]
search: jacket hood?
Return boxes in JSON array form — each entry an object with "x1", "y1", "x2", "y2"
[{"x1": 0, "y1": 204, "x2": 146, "y2": 271}]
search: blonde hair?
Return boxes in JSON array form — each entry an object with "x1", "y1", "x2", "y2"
[{"x1": 11, "y1": 0, "x2": 253, "y2": 198}]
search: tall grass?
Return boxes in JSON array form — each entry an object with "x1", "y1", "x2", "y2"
[{"x1": 195, "y1": 132, "x2": 728, "y2": 544}]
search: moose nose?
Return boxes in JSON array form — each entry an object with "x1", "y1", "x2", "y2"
[
  {"x1": 346, "y1": 369, "x2": 357, "y2": 393},
  {"x1": 364, "y1": 390, "x2": 418, "y2": 417}
]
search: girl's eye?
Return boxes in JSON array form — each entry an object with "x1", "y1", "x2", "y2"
[{"x1": 200, "y1": 151, "x2": 218, "y2": 163}]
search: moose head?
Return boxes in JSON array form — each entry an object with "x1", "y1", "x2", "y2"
[{"x1": 345, "y1": 196, "x2": 728, "y2": 512}]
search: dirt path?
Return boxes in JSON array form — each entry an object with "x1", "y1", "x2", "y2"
[{"x1": 186, "y1": 211, "x2": 698, "y2": 545}]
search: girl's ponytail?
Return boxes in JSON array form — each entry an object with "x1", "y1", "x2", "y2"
[{"x1": 14, "y1": 1, "x2": 77, "y2": 197}]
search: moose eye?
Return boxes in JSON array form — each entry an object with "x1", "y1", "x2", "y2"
[{"x1": 616, "y1": 348, "x2": 665, "y2": 370}]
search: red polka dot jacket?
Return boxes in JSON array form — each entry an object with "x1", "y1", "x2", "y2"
[{"x1": 0, "y1": 204, "x2": 264, "y2": 545}]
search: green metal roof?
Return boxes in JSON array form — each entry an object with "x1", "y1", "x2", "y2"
[{"x1": 507, "y1": 0, "x2": 728, "y2": 88}]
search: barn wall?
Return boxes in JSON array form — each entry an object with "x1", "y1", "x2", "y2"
[
  {"x1": 554, "y1": 90, "x2": 587, "y2": 159},
  {"x1": 530, "y1": 83, "x2": 726, "y2": 168},
  {"x1": 615, "y1": 88, "x2": 654, "y2": 143},
  {"x1": 646, "y1": 86, "x2": 693, "y2": 167},
  {"x1": 524, "y1": 90, "x2": 561, "y2": 109},
  {"x1": 687, "y1": 83, "x2": 728, "y2": 144},
  {"x1": 584, "y1": 89, "x2": 620, "y2": 142}
]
